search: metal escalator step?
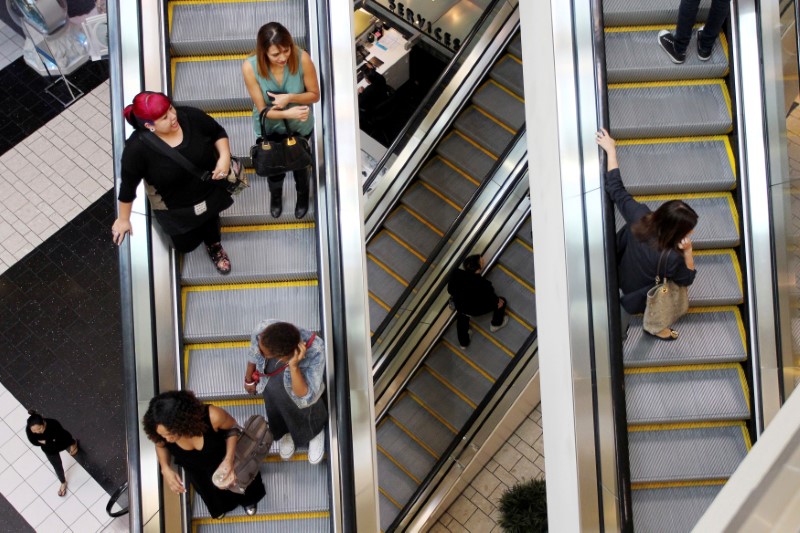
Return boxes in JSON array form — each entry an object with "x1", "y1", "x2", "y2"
[
  {"x1": 382, "y1": 207, "x2": 442, "y2": 258},
  {"x1": 425, "y1": 344, "x2": 493, "y2": 405},
  {"x1": 388, "y1": 394, "x2": 456, "y2": 458},
  {"x1": 209, "y1": 114, "x2": 254, "y2": 161},
  {"x1": 631, "y1": 483, "x2": 722, "y2": 533},
  {"x1": 196, "y1": 517, "x2": 330, "y2": 533},
  {"x1": 486, "y1": 268, "x2": 537, "y2": 327},
  {"x1": 193, "y1": 460, "x2": 329, "y2": 518},
  {"x1": 183, "y1": 283, "x2": 319, "y2": 343},
  {"x1": 454, "y1": 108, "x2": 514, "y2": 157},
  {"x1": 615, "y1": 194, "x2": 739, "y2": 249},
  {"x1": 367, "y1": 256, "x2": 408, "y2": 311},
  {"x1": 406, "y1": 370, "x2": 473, "y2": 430},
  {"x1": 181, "y1": 225, "x2": 317, "y2": 285},
  {"x1": 606, "y1": 29, "x2": 728, "y2": 84},
  {"x1": 690, "y1": 251, "x2": 742, "y2": 306},
  {"x1": 173, "y1": 58, "x2": 251, "y2": 112},
  {"x1": 187, "y1": 345, "x2": 252, "y2": 399},
  {"x1": 623, "y1": 309, "x2": 746, "y2": 367},
  {"x1": 498, "y1": 240, "x2": 535, "y2": 288},
  {"x1": 377, "y1": 419, "x2": 437, "y2": 482},
  {"x1": 442, "y1": 324, "x2": 517, "y2": 378},
  {"x1": 507, "y1": 33, "x2": 522, "y2": 60},
  {"x1": 609, "y1": 81, "x2": 732, "y2": 139},
  {"x1": 472, "y1": 80, "x2": 526, "y2": 131},
  {"x1": 603, "y1": 0, "x2": 712, "y2": 27},
  {"x1": 400, "y1": 184, "x2": 460, "y2": 233},
  {"x1": 367, "y1": 232, "x2": 424, "y2": 282},
  {"x1": 629, "y1": 423, "x2": 748, "y2": 483},
  {"x1": 418, "y1": 157, "x2": 480, "y2": 208},
  {"x1": 220, "y1": 175, "x2": 315, "y2": 225},
  {"x1": 379, "y1": 492, "x2": 400, "y2": 532},
  {"x1": 489, "y1": 55, "x2": 524, "y2": 98},
  {"x1": 625, "y1": 365, "x2": 750, "y2": 424},
  {"x1": 377, "y1": 450, "x2": 419, "y2": 511},
  {"x1": 516, "y1": 218, "x2": 533, "y2": 248},
  {"x1": 369, "y1": 295, "x2": 390, "y2": 332},
  {"x1": 615, "y1": 137, "x2": 735, "y2": 195},
  {"x1": 436, "y1": 133, "x2": 497, "y2": 182},
  {"x1": 169, "y1": 1, "x2": 307, "y2": 56}
]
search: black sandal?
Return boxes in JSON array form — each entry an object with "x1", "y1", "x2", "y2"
[
  {"x1": 206, "y1": 243, "x2": 231, "y2": 275},
  {"x1": 645, "y1": 328, "x2": 679, "y2": 341}
]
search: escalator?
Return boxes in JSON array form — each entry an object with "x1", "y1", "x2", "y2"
[
  {"x1": 376, "y1": 215, "x2": 535, "y2": 531},
  {"x1": 602, "y1": 1, "x2": 751, "y2": 529},
  {"x1": 168, "y1": 0, "x2": 331, "y2": 530},
  {"x1": 366, "y1": 33, "x2": 524, "y2": 340}
]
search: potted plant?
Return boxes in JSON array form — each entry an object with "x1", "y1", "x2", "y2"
[{"x1": 497, "y1": 478, "x2": 547, "y2": 532}]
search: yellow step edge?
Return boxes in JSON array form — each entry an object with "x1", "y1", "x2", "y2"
[
  {"x1": 185, "y1": 341, "x2": 250, "y2": 350},
  {"x1": 378, "y1": 445, "x2": 421, "y2": 484},
  {"x1": 369, "y1": 291, "x2": 391, "y2": 311},
  {"x1": 628, "y1": 420, "x2": 748, "y2": 432},
  {"x1": 222, "y1": 222, "x2": 316, "y2": 233},
  {"x1": 264, "y1": 452, "x2": 309, "y2": 463},
  {"x1": 441, "y1": 340, "x2": 497, "y2": 383},
  {"x1": 632, "y1": 479, "x2": 727, "y2": 491},
  {"x1": 470, "y1": 323, "x2": 516, "y2": 357},
  {"x1": 418, "y1": 180, "x2": 463, "y2": 212},
  {"x1": 381, "y1": 229, "x2": 427, "y2": 263},
  {"x1": 507, "y1": 309, "x2": 535, "y2": 333},
  {"x1": 404, "y1": 391, "x2": 459, "y2": 434},
  {"x1": 435, "y1": 155, "x2": 482, "y2": 187},
  {"x1": 379, "y1": 487, "x2": 403, "y2": 509},
  {"x1": 681, "y1": 305, "x2": 747, "y2": 355},
  {"x1": 483, "y1": 78, "x2": 525, "y2": 103},
  {"x1": 617, "y1": 135, "x2": 736, "y2": 181},
  {"x1": 386, "y1": 416, "x2": 440, "y2": 459},
  {"x1": 608, "y1": 78, "x2": 727, "y2": 90},
  {"x1": 209, "y1": 110, "x2": 252, "y2": 119},
  {"x1": 172, "y1": 54, "x2": 250, "y2": 64},
  {"x1": 171, "y1": 0, "x2": 282, "y2": 5},
  {"x1": 368, "y1": 254, "x2": 409, "y2": 287},
  {"x1": 496, "y1": 264, "x2": 535, "y2": 294},
  {"x1": 398, "y1": 205, "x2": 445, "y2": 237},
  {"x1": 515, "y1": 237, "x2": 533, "y2": 253},
  {"x1": 182, "y1": 280, "x2": 318, "y2": 293},
  {"x1": 452, "y1": 130, "x2": 499, "y2": 162},
  {"x1": 467, "y1": 104, "x2": 516, "y2": 135},
  {"x1": 605, "y1": 23, "x2": 706, "y2": 33},
  {"x1": 193, "y1": 510, "x2": 329, "y2": 526},
  {"x1": 422, "y1": 367, "x2": 478, "y2": 410}
]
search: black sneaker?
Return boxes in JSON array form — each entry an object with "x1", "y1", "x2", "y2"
[
  {"x1": 658, "y1": 30, "x2": 686, "y2": 64},
  {"x1": 697, "y1": 28, "x2": 712, "y2": 61}
]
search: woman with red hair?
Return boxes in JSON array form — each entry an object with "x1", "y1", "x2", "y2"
[{"x1": 111, "y1": 91, "x2": 235, "y2": 274}]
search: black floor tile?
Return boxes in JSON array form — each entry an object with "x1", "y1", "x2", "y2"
[{"x1": 0, "y1": 493, "x2": 34, "y2": 533}]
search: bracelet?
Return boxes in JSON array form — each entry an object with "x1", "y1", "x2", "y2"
[{"x1": 244, "y1": 380, "x2": 256, "y2": 386}]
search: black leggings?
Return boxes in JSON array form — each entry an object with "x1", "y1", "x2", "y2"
[
  {"x1": 170, "y1": 215, "x2": 222, "y2": 253},
  {"x1": 46, "y1": 451, "x2": 67, "y2": 483}
]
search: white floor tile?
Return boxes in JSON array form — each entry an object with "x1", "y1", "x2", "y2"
[
  {"x1": 6, "y1": 404, "x2": 30, "y2": 430},
  {"x1": 12, "y1": 448, "x2": 44, "y2": 477},
  {"x1": 39, "y1": 478, "x2": 69, "y2": 512},
  {"x1": 68, "y1": 508, "x2": 102, "y2": 532},
  {"x1": 64, "y1": 463, "x2": 91, "y2": 491},
  {"x1": 75, "y1": 479, "x2": 106, "y2": 508},
  {"x1": 102, "y1": 516, "x2": 130, "y2": 532},
  {"x1": 0, "y1": 453, "x2": 7, "y2": 474},
  {"x1": 54, "y1": 492, "x2": 87, "y2": 526},
  {"x1": 28, "y1": 462, "x2": 61, "y2": 494},
  {"x1": 0, "y1": 394, "x2": 17, "y2": 418},
  {"x1": 0, "y1": 419, "x2": 14, "y2": 446},
  {"x1": 0, "y1": 464, "x2": 22, "y2": 493},
  {"x1": 34, "y1": 512, "x2": 69, "y2": 533},
  {"x1": 20, "y1": 496, "x2": 51, "y2": 527},
  {"x1": 61, "y1": 452, "x2": 77, "y2": 471},
  {"x1": 0, "y1": 435, "x2": 28, "y2": 463},
  {"x1": 7, "y1": 481, "x2": 37, "y2": 510},
  {"x1": 86, "y1": 492, "x2": 114, "y2": 527}
]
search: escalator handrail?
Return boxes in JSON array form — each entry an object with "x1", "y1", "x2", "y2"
[
  {"x1": 592, "y1": 0, "x2": 633, "y2": 529},
  {"x1": 106, "y1": 481, "x2": 130, "y2": 518},
  {"x1": 361, "y1": 0, "x2": 511, "y2": 194},
  {"x1": 370, "y1": 126, "x2": 527, "y2": 347}
]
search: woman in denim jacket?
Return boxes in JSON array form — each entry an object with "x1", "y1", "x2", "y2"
[{"x1": 244, "y1": 319, "x2": 326, "y2": 464}]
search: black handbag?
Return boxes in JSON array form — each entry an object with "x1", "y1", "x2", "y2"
[{"x1": 250, "y1": 107, "x2": 312, "y2": 177}]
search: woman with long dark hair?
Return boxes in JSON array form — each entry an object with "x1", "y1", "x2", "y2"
[
  {"x1": 242, "y1": 22, "x2": 320, "y2": 219},
  {"x1": 597, "y1": 128, "x2": 698, "y2": 340},
  {"x1": 26, "y1": 410, "x2": 79, "y2": 497},
  {"x1": 142, "y1": 390, "x2": 266, "y2": 519},
  {"x1": 111, "y1": 91, "x2": 235, "y2": 274}
]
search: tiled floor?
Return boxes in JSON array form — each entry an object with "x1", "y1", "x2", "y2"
[{"x1": 0, "y1": 20, "x2": 23, "y2": 71}]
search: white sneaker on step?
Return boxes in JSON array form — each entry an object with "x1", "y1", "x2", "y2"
[
  {"x1": 490, "y1": 316, "x2": 509, "y2": 332},
  {"x1": 308, "y1": 430, "x2": 326, "y2": 465},
  {"x1": 279, "y1": 433, "x2": 295, "y2": 460}
]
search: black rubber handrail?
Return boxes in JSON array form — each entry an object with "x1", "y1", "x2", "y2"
[
  {"x1": 106, "y1": 481, "x2": 130, "y2": 518},
  {"x1": 361, "y1": 0, "x2": 510, "y2": 193},
  {"x1": 370, "y1": 127, "x2": 527, "y2": 350}
]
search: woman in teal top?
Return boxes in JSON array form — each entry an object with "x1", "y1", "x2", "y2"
[{"x1": 242, "y1": 22, "x2": 320, "y2": 218}]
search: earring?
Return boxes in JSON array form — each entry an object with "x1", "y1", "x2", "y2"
[{"x1": 149, "y1": 128, "x2": 155, "y2": 132}]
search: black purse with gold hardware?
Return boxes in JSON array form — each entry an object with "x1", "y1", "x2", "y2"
[{"x1": 250, "y1": 108, "x2": 312, "y2": 176}]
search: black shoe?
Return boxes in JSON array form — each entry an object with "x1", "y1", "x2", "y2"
[
  {"x1": 697, "y1": 28, "x2": 712, "y2": 61},
  {"x1": 270, "y1": 194, "x2": 282, "y2": 218},
  {"x1": 244, "y1": 504, "x2": 257, "y2": 516},
  {"x1": 658, "y1": 30, "x2": 686, "y2": 64},
  {"x1": 295, "y1": 192, "x2": 309, "y2": 219}
]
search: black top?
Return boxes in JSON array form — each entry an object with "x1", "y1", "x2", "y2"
[
  {"x1": 26, "y1": 418, "x2": 73, "y2": 454},
  {"x1": 118, "y1": 106, "x2": 228, "y2": 208},
  {"x1": 447, "y1": 268, "x2": 500, "y2": 316},
  {"x1": 605, "y1": 168, "x2": 697, "y2": 313}
]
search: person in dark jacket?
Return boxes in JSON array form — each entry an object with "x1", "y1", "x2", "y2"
[
  {"x1": 596, "y1": 128, "x2": 698, "y2": 340},
  {"x1": 26, "y1": 410, "x2": 79, "y2": 497},
  {"x1": 447, "y1": 254, "x2": 508, "y2": 348}
]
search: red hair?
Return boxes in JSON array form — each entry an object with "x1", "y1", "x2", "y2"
[{"x1": 123, "y1": 91, "x2": 172, "y2": 128}]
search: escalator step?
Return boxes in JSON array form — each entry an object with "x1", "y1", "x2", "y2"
[
  {"x1": 631, "y1": 483, "x2": 723, "y2": 533},
  {"x1": 507, "y1": 33, "x2": 523, "y2": 60},
  {"x1": 609, "y1": 81, "x2": 732, "y2": 139},
  {"x1": 489, "y1": 55, "x2": 524, "y2": 98},
  {"x1": 220, "y1": 175, "x2": 316, "y2": 225},
  {"x1": 367, "y1": 231, "x2": 424, "y2": 282},
  {"x1": 418, "y1": 157, "x2": 480, "y2": 208},
  {"x1": 487, "y1": 268, "x2": 537, "y2": 327},
  {"x1": 377, "y1": 450, "x2": 419, "y2": 511},
  {"x1": 406, "y1": 370, "x2": 473, "y2": 430},
  {"x1": 442, "y1": 324, "x2": 517, "y2": 378},
  {"x1": 169, "y1": 0, "x2": 308, "y2": 56},
  {"x1": 625, "y1": 365, "x2": 750, "y2": 424},
  {"x1": 629, "y1": 423, "x2": 749, "y2": 483},
  {"x1": 400, "y1": 184, "x2": 460, "y2": 233},
  {"x1": 208, "y1": 113, "x2": 254, "y2": 161},
  {"x1": 623, "y1": 309, "x2": 746, "y2": 367},
  {"x1": 497, "y1": 240, "x2": 535, "y2": 288},
  {"x1": 183, "y1": 282, "x2": 319, "y2": 343},
  {"x1": 379, "y1": 492, "x2": 400, "y2": 532},
  {"x1": 690, "y1": 251, "x2": 742, "y2": 306},
  {"x1": 369, "y1": 295, "x2": 390, "y2": 332},
  {"x1": 615, "y1": 137, "x2": 735, "y2": 195},
  {"x1": 605, "y1": 29, "x2": 728, "y2": 84},
  {"x1": 181, "y1": 225, "x2": 318, "y2": 285},
  {"x1": 425, "y1": 344, "x2": 494, "y2": 405},
  {"x1": 173, "y1": 58, "x2": 251, "y2": 112},
  {"x1": 516, "y1": 219, "x2": 533, "y2": 248},
  {"x1": 382, "y1": 207, "x2": 442, "y2": 258},
  {"x1": 377, "y1": 419, "x2": 437, "y2": 482},
  {"x1": 615, "y1": 194, "x2": 739, "y2": 249},
  {"x1": 603, "y1": 0, "x2": 712, "y2": 27},
  {"x1": 195, "y1": 517, "x2": 330, "y2": 532},
  {"x1": 388, "y1": 394, "x2": 456, "y2": 458},
  {"x1": 187, "y1": 345, "x2": 252, "y2": 399},
  {"x1": 472, "y1": 80, "x2": 526, "y2": 131},
  {"x1": 367, "y1": 256, "x2": 408, "y2": 311},
  {"x1": 454, "y1": 107, "x2": 514, "y2": 157},
  {"x1": 436, "y1": 133, "x2": 497, "y2": 182}
]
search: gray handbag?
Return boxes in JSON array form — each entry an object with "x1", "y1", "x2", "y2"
[{"x1": 643, "y1": 250, "x2": 689, "y2": 334}]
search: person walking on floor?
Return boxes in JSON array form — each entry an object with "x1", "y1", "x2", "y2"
[
  {"x1": 658, "y1": 0, "x2": 730, "y2": 64},
  {"x1": 26, "y1": 410, "x2": 79, "y2": 497},
  {"x1": 447, "y1": 254, "x2": 509, "y2": 349}
]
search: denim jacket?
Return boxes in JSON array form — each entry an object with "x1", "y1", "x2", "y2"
[{"x1": 248, "y1": 319, "x2": 326, "y2": 408}]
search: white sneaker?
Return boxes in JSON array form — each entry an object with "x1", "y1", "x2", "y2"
[
  {"x1": 308, "y1": 430, "x2": 326, "y2": 465},
  {"x1": 279, "y1": 433, "x2": 295, "y2": 460},
  {"x1": 490, "y1": 316, "x2": 509, "y2": 332}
]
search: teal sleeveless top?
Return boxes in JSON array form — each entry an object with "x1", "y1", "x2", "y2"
[{"x1": 248, "y1": 49, "x2": 314, "y2": 137}]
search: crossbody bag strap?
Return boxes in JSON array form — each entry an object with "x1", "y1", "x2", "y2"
[
  {"x1": 655, "y1": 249, "x2": 671, "y2": 284},
  {"x1": 140, "y1": 131, "x2": 208, "y2": 181}
]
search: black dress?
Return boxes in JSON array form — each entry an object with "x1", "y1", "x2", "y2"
[{"x1": 166, "y1": 407, "x2": 265, "y2": 517}]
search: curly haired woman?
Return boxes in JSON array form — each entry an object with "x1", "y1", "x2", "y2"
[{"x1": 142, "y1": 390, "x2": 265, "y2": 519}]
